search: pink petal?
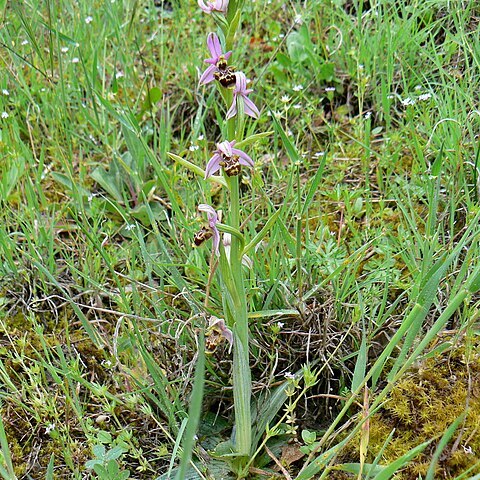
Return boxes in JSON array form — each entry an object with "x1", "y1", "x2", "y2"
[
  {"x1": 215, "y1": 0, "x2": 229, "y2": 13},
  {"x1": 207, "y1": 33, "x2": 222, "y2": 59},
  {"x1": 199, "y1": 65, "x2": 216, "y2": 85},
  {"x1": 198, "y1": 204, "x2": 218, "y2": 224},
  {"x1": 217, "y1": 140, "x2": 234, "y2": 157},
  {"x1": 198, "y1": 0, "x2": 213, "y2": 13},
  {"x1": 243, "y1": 96, "x2": 260, "y2": 118},
  {"x1": 234, "y1": 72, "x2": 247, "y2": 93},
  {"x1": 212, "y1": 228, "x2": 220, "y2": 254},
  {"x1": 232, "y1": 148, "x2": 253, "y2": 167},
  {"x1": 226, "y1": 98, "x2": 237, "y2": 119},
  {"x1": 204, "y1": 154, "x2": 222, "y2": 178}
]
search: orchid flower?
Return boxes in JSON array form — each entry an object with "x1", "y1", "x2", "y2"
[
  {"x1": 199, "y1": 33, "x2": 232, "y2": 85},
  {"x1": 207, "y1": 316, "x2": 233, "y2": 353},
  {"x1": 226, "y1": 72, "x2": 260, "y2": 119},
  {"x1": 205, "y1": 140, "x2": 253, "y2": 178},
  {"x1": 197, "y1": 204, "x2": 221, "y2": 254},
  {"x1": 198, "y1": 0, "x2": 228, "y2": 14}
]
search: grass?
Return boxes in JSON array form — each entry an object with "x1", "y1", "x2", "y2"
[{"x1": 1, "y1": 0, "x2": 480, "y2": 478}]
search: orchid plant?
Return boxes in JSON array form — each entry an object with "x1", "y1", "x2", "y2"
[
  {"x1": 194, "y1": 7, "x2": 258, "y2": 462},
  {"x1": 166, "y1": 1, "x2": 292, "y2": 477},
  {"x1": 169, "y1": 0, "x2": 268, "y2": 470}
]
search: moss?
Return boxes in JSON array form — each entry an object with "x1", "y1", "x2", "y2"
[{"x1": 344, "y1": 339, "x2": 480, "y2": 479}]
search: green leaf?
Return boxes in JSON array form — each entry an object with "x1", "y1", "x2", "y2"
[
  {"x1": 141, "y1": 86, "x2": 162, "y2": 111},
  {"x1": 93, "y1": 464, "x2": 108, "y2": 477},
  {"x1": 107, "y1": 459, "x2": 121, "y2": 475},
  {"x1": 243, "y1": 208, "x2": 281, "y2": 255},
  {"x1": 45, "y1": 454, "x2": 55, "y2": 480},
  {"x1": 234, "y1": 131, "x2": 273, "y2": 150},
  {"x1": 104, "y1": 446, "x2": 126, "y2": 462},
  {"x1": 271, "y1": 114, "x2": 300, "y2": 164},
  {"x1": 287, "y1": 27, "x2": 313, "y2": 63},
  {"x1": 130, "y1": 202, "x2": 166, "y2": 226},
  {"x1": 425, "y1": 414, "x2": 465, "y2": 480},
  {"x1": 97, "y1": 431, "x2": 112, "y2": 444},
  {"x1": 351, "y1": 333, "x2": 368, "y2": 393},
  {"x1": 372, "y1": 441, "x2": 430, "y2": 480},
  {"x1": 318, "y1": 62, "x2": 335, "y2": 81},
  {"x1": 167, "y1": 152, "x2": 228, "y2": 187},
  {"x1": 335, "y1": 463, "x2": 385, "y2": 476},
  {"x1": 301, "y1": 430, "x2": 317, "y2": 445},
  {"x1": 175, "y1": 334, "x2": 205, "y2": 480},
  {"x1": 90, "y1": 165, "x2": 124, "y2": 203},
  {"x1": 93, "y1": 444, "x2": 106, "y2": 459},
  {"x1": 51, "y1": 172, "x2": 91, "y2": 197}
]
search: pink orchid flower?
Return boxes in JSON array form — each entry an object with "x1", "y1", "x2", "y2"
[
  {"x1": 199, "y1": 33, "x2": 233, "y2": 85},
  {"x1": 226, "y1": 72, "x2": 260, "y2": 119},
  {"x1": 205, "y1": 140, "x2": 253, "y2": 179},
  {"x1": 198, "y1": 0, "x2": 228, "y2": 14},
  {"x1": 198, "y1": 204, "x2": 221, "y2": 255}
]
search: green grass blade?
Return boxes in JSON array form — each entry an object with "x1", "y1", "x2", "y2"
[
  {"x1": 425, "y1": 414, "x2": 465, "y2": 480},
  {"x1": 351, "y1": 332, "x2": 367, "y2": 393},
  {"x1": 372, "y1": 441, "x2": 431, "y2": 480},
  {"x1": 175, "y1": 332, "x2": 205, "y2": 480}
]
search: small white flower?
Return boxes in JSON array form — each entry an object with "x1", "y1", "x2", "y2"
[
  {"x1": 358, "y1": 64, "x2": 364, "y2": 70},
  {"x1": 273, "y1": 111, "x2": 282, "y2": 119},
  {"x1": 294, "y1": 15, "x2": 302, "y2": 24},
  {"x1": 418, "y1": 93, "x2": 432, "y2": 101},
  {"x1": 414, "y1": 84, "x2": 422, "y2": 91},
  {"x1": 281, "y1": 94, "x2": 291, "y2": 103},
  {"x1": 279, "y1": 33, "x2": 285, "y2": 39},
  {"x1": 284, "y1": 372, "x2": 295, "y2": 379},
  {"x1": 292, "y1": 84, "x2": 303, "y2": 92},
  {"x1": 293, "y1": 103, "x2": 302, "y2": 110},
  {"x1": 45, "y1": 423, "x2": 56, "y2": 434},
  {"x1": 21, "y1": 39, "x2": 29, "y2": 45},
  {"x1": 387, "y1": 94, "x2": 394, "y2": 99},
  {"x1": 314, "y1": 151, "x2": 325, "y2": 158},
  {"x1": 364, "y1": 111, "x2": 372, "y2": 119},
  {"x1": 2, "y1": 89, "x2": 9, "y2": 96},
  {"x1": 463, "y1": 445, "x2": 474, "y2": 455},
  {"x1": 85, "y1": 16, "x2": 93, "y2": 24},
  {"x1": 189, "y1": 144, "x2": 199, "y2": 152},
  {"x1": 115, "y1": 70, "x2": 124, "y2": 79},
  {"x1": 125, "y1": 224, "x2": 136, "y2": 231},
  {"x1": 197, "y1": 135, "x2": 204, "y2": 141},
  {"x1": 61, "y1": 47, "x2": 69, "y2": 53},
  {"x1": 287, "y1": 129, "x2": 293, "y2": 137},
  {"x1": 88, "y1": 135, "x2": 97, "y2": 144},
  {"x1": 277, "y1": 322, "x2": 284, "y2": 328},
  {"x1": 72, "y1": 57, "x2": 79, "y2": 63},
  {"x1": 88, "y1": 194, "x2": 94, "y2": 203},
  {"x1": 1, "y1": 112, "x2": 9, "y2": 119},
  {"x1": 325, "y1": 87, "x2": 336, "y2": 92},
  {"x1": 401, "y1": 97, "x2": 415, "y2": 106}
]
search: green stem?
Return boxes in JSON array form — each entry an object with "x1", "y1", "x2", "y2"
[{"x1": 228, "y1": 174, "x2": 252, "y2": 456}]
